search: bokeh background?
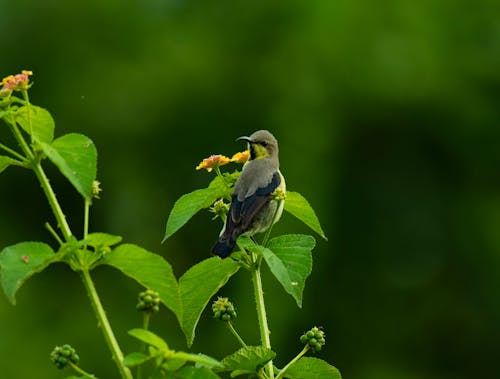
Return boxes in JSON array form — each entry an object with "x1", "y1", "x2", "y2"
[{"x1": 1, "y1": 0, "x2": 500, "y2": 378}]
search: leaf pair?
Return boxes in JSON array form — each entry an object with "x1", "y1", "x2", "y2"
[
  {"x1": 0, "y1": 239, "x2": 239, "y2": 347},
  {"x1": 99, "y1": 244, "x2": 240, "y2": 346},
  {"x1": 124, "y1": 328, "x2": 221, "y2": 377},
  {"x1": 238, "y1": 235, "x2": 315, "y2": 308},
  {"x1": 1, "y1": 105, "x2": 97, "y2": 199},
  {"x1": 163, "y1": 175, "x2": 327, "y2": 243}
]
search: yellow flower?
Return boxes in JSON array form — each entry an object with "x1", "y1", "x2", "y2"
[
  {"x1": 1, "y1": 70, "x2": 33, "y2": 91},
  {"x1": 231, "y1": 150, "x2": 249, "y2": 164},
  {"x1": 196, "y1": 154, "x2": 231, "y2": 172}
]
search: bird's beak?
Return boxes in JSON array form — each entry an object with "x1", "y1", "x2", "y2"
[{"x1": 236, "y1": 136, "x2": 252, "y2": 143}]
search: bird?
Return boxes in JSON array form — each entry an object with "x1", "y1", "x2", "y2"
[{"x1": 212, "y1": 130, "x2": 286, "y2": 258}]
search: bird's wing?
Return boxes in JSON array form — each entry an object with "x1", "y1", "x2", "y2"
[{"x1": 230, "y1": 171, "x2": 281, "y2": 230}]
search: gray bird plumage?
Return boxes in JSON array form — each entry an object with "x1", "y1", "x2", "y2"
[{"x1": 212, "y1": 130, "x2": 286, "y2": 258}]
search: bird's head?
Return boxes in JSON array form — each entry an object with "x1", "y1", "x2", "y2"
[{"x1": 237, "y1": 130, "x2": 279, "y2": 161}]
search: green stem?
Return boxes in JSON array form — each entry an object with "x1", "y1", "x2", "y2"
[
  {"x1": 45, "y1": 222, "x2": 64, "y2": 246},
  {"x1": 84, "y1": 198, "x2": 90, "y2": 239},
  {"x1": 214, "y1": 166, "x2": 230, "y2": 192},
  {"x1": 261, "y1": 199, "x2": 283, "y2": 247},
  {"x1": 69, "y1": 360, "x2": 97, "y2": 378},
  {"x1": 143, "y1": 312, "x2": 151, "y2": 331},
  {"x1": 8, "y1": 117, "x2": 73, "y2": 241},
  {"x1": 137, "y1": 312, "x2": 151, "y2": 379},
  {"x1": 80, "y1": 269, "x2": 133, "y2": 379},
  {"x1": 21, "y1": 90, "x2": 33, "y2": 143},
  {"x1": 9, "y1": 122, "x2": 33, "y2": 160},
  {"x1": 227, "y1": 321, "x2": 247, "y2": 347},
  {"x1": 251, "y1": 255, "x2": 274, "y2": 378},
  {"x1": 0, "y1": 142, "x2": 26, "y2": 161},
  {"x1": 33, "y1": 162, "x2": 73, "y2": 241},
  {"x1": 275, "y1": 345, "x2": 310, "y2": 379}
]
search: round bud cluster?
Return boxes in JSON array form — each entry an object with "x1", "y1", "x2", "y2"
[
  {"x1": 50, "y1": 344, "x2": 79, "y2": 369},
  {"x1": 300, "y1": 326, "x2": 326, "y2": 352},
  {"x1": 271, "y1": 188, "x2": 286, "y2": 201},
  {"x1": 210, "y1": 199, "x2": 230, "y2": 220},
  {"x1": 137, "y1": 289, "x2": 160, "y2": 314},
  {"x1": 212, "y1": 297, "x2": 237, "y2": 322}
]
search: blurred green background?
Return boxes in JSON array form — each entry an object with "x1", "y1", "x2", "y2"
[{"x1": 1, "y1": 0, "x2": 500, "y2": 378}]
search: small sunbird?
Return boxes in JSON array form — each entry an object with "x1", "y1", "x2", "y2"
[{"x1": 212, "y1": 130, "x2": 286, "y2": 258}]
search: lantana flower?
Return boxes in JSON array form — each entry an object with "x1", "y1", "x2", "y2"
[
  {"x1": 230, "y1": 150, "x2": 249, "y2": 164},
  {"x1": 1, "y1": 70, "x2": 33, "y2": 94},
  {"x1": 196, "y1": 154, "x2": 231, "y2": 172}
]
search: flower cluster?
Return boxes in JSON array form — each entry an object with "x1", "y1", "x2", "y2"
[
  {"x1": 300, "y1": 326, "x2": 326, "y2": 352},
  {"x1": 50, "y1": 344, "x2": 80, "y2": 369},
  {"x1": 196, "y1": 150, "x2": 249, "y2": 172},
  {"x1": 136, "y1": 289, "x2": 160, "y2": 314},
  {"x1": 212, "y1": 297, "x2": 237, "y2": 322},
  {"x1": 1, "y1": 70, "x2": 32, "y2": 96}
]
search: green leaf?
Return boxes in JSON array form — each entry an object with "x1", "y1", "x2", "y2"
[
  {"x1": 263, "y1": 235, "x2": 315, "y2": 307},
  {"x1": 219, "y1": 346, "x2": 276, "y2": 376},
  {"x1": 172, "y1": 352, "x2": 222, "y2": 368},
  {"x1": 166, "y1": 366, "x2": 221, "y2": 379},
  {"x1": 162, "y1": 357, "x2": 187, "y2": 372},
  {"x1": 163, "y1": 174, "x2": 234, "y2": 242},
  {"x1": 123, "y1": 352, "x2": 152, "y2": 367},
  {"x1": 83, "y1": 232, "x2": 122, "y2": 249},
  {"x1": 284, "y1": 191, "x2": 327, "y2": 240},
  {"x1": 179, "y1": 257, "x2": 239, "y2": 346},
  {"x1": 0, "y1": 155, "x2": 18, "y2": 174},
  {"x1": 15, "y1": 105, "x2": 55, "y2": 143},
  {"x1": 40, "y1": 133, "x2": 97, "y2": 199},
  {"x1": 0, "y1": 242, "x2": 59, "y2": 305},
  {"x1": 282, "y1": 357, "x2": 342, "y2": 379},
  {"x1": 98, "y1": 244, "x2": 181, "y2": 324},
  {"x1": 128, "y1": 328, "x2": 169, "y2": 351}
]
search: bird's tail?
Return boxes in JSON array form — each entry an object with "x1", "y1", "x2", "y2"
[{"x1": 211, "y1": 234, "x2": 237, "y2": 258}]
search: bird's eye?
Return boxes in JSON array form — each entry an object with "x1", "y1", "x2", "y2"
[{"x1": 260, "y1": 141, "x2": 268, "y2": 147}]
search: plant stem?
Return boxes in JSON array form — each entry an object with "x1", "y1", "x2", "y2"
[
  {"x1": 8, "y1": 116, "x2": 73, "y2": 241},
  {"x1": 227, "y1": 321, "x2": 247, "y2": 347},
  {"x1": 275, "y1": 345, "x2": 310, "y2": 379},
  {"x1": 84, "y1": 198, "x2": 90, "y2": 240},
  {"x1": 69, "y1": 360, "x2": 96, "y2": 378},
  {"x1": 33, "y1": 162, "x2": 73, "y2": 241},
  {"x1": 143, "y1": 312, "x2": 151, "y2": 331},
  {"x1": 251, "y1": 255, "x2": 274, "y2": 378},
  {"x1": 45, "y1": 222, "x2": 64, "y2": 246},
  {"x1": 80, "y1": 269, "x2": 133, "y2": 379},
  {"x1": 21, "y1": 90, "x2": 33, "y2": 143},
  {"x1": 261, "y1": 199, "x2": 283, "y2": 247},
  {"x1": 0, "y1": 142, "x2": 26, "y2": 161},
  {"x1": 9, "y1": 122, "x2": 33, "y2": 160},
  {"x1": 137, "y1": 312, "x2": 151, "y2": 379}
]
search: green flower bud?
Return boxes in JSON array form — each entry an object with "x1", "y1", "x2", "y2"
[
  {"x1": 271, "y1": 188, "x2": 286, "y2": 201},
  {"x1": 91, "y1": 180, "x2": 102, "y2": 199},
  {"x1": 137, "y1": 289, "x2": 161, "y2": 314},
  {"x1": 300, "y1": 326, "x2": 326, "y2": 353},
  {"x1": 210, "y1": 199, "x2": 230, "y2": 220},
  {"x1": 212, "y1": 297, "x2": 237, "y2": 322},
  {"x1": 50, "y1": 344, "x2": 79, "y2": 369}
]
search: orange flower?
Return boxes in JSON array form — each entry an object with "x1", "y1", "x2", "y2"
[
  {"x1": 196, "y1": 154, "x2": 231, "y2": 172},
  {"x1": 231, "y1": 150, "x2": 249, "y2": 164},
  {"x1": 1, "y1": 70, "x2": 33, "y2": 92}
]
